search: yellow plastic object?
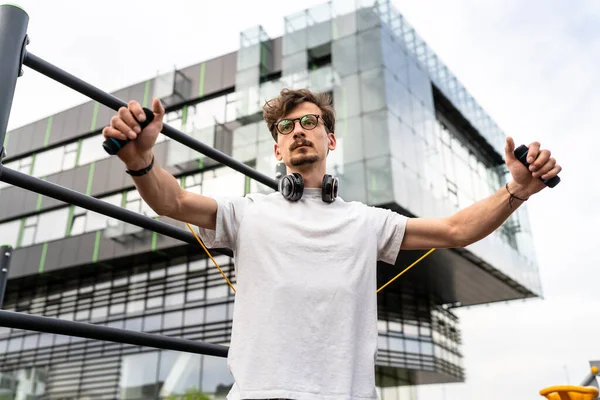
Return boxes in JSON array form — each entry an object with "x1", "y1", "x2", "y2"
[{"x1": 539, "y1": 385, "x2": 599, "y2": 400}]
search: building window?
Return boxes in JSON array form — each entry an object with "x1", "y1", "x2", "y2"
[
  {"x1": 0, "y1": 219, "x2": 22, "y2": 248},
  {"x1": 78, "y1": 134, "x2": 108, "y2": 166},
  {"x1": 19, "y1": 215, "x2": 38, "y2": 247}
]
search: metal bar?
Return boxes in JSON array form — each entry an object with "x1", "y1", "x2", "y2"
[
  {"x1": 0, "y1": 165, "x2": 233, "y2": 258},
  {"x1": 0, "y1": 245, "x2": 13, "y2": 308},
  {"x1": 22, "y1": 52, "x2": 279, "y2": 191},
  {"x1": 580, "y1": 368, "x2": 599, "y2": 386},
  {"x1": 0, "y1": 5, "x2": 29, "y2": 159},
  {"x1": 0, "y1": 310, "x2": 228, "y2": 358}
]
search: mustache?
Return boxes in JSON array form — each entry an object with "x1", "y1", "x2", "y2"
[{"x1": 290, "y1": 138, "x2": 313, "y2": 151}]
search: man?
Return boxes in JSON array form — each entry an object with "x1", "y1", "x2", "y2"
[{"x1": 103, "y1": 88, "x2": 561, "y2": 400}]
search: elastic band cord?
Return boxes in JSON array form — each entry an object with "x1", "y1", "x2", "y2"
[
  {"x1": 376, "y1": 248, "x2": 436, "y2": 293},
  {"x1": 185, "y1": 223, "x2": 434, "y2": 295},
  {"x1": 505, "y1": 183, "x2": 528, "y2": 209},
  {"x1": 185, "y1": 222, "x2": 236, "y2": 293}
]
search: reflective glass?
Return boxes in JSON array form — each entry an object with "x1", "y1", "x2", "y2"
[
  {"x1": 282, "y1": 51, "x2": 308, "y2": 77},
  {"x1": 119, "y1": 352, "x2": 159, "y2": 399},
  {"x1": 363, "y1": 110, "x2": 390, "y2": 160},
  {"x1": 206, "y1": 285, "x2": 229, "y2": 300},
  {"x1": 35, "y1": 208, "x2": 69, "y2": 244},
  {"x1": 334, "y1": 73, "x2": 361, "y2": 119},
  {"x1": 237, "y1": 44, "x2": 260, "y2": 71},
  {"x1": 366, "y1": 156, "x2": 394, "y2": 205},
  {"x1": 205, "y1": 303, "x2": 227, "y2": 323},
  {"x1": 143, "y1": 314, "x2": 162, "y2": 331},
  {"x1": 308, "y1": 20, "x2": 332, "y2": 49},
  {"x1": 338, "y1": 160, "x2": 367, "y2": 203},
  {"x1": 202, "y1": 355, "x2": 234, "y2": 394},
  {"x1": 157, "y1": 351, "x2": 202, "y2": 398},
  {"x1": 20, "y1": 226, "x2": 35, "y2": 247},
  {"x1": 331, "y1": 2, "x2": 357, "y2": 39},
  {"x1": 335, "y1": 115, "x2": 363, "y2": 165},
  {"x1": 357, "y1": 6, "x2": 381, "y2": 32},
  {"x1": 184, "y1": 308, "x2": 204, "y2": 326},
  {"x1": 283, "y1": 29, "x2": 307, "y2": 56},
  {"x1": 0, "y1": 219, "x2": 22, "y2": 248},
  {"x1": 32, "y1": 146, "x2": 64, "y2": 178},
  {"x1": 358, "y1": 27, "x2": 383, "y2": 71},
  {"x1": 125, "y1": 317, "x2": 142, "y2": 331},
  {"x1": 164, "y1": 293, "x2": 184, "y2": 307},
  {"x1": 361, "y1": 68, "x2": 387, "y2": 113},
  {"x1": 331, "y1": 35, "x2": 358, "y2": 78},
  {"x1": 78, "y1": 134, "x2": 108, "y2": 166},
  {"x1": 163, "y1": 311, "x2": 183, "y2": 329}
]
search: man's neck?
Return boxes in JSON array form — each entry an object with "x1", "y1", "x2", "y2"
[{"x1": 289, "y1": 165, "x2": 327, "y2": 188}]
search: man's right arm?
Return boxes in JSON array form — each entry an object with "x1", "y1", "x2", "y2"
[{"x1": 103, "y1": 98, "x2": 218, "y2": 230}]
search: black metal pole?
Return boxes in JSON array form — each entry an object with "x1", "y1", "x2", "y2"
[
  {"x1": 22, "y1": 52, "x2": 279, "y2": 191},
  {"x1": 0, "y1": 310, "x2": 228, "y2": 358},
  {"x1": 0, "y1": 5, "x2": 29, "y2": 160},
  {"x1": 0, "y1": 245, "x2": 12, "y2": 308},
  {"x1": 0, "y1": 165, "x2": 233, "y2": 258}
]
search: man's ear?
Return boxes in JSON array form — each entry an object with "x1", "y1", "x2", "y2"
[
  {"x1": 274, "y1": 143, "x2": 283, "y2": 161},
  {"x1": 328, "y1": 132, "x2": 337, "y2": 151}
]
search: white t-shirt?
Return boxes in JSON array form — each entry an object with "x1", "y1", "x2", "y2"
[{"x1": 198, "y1": 188, "x2": 408, "y2": 400}]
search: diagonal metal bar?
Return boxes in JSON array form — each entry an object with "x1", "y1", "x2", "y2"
[
  {"x1": 0, "y1": 165, "x2": 233, "y2": 257},
  {"x1": 22, "y1": 51, "x2": 279, "y2": 191},
  {"x1": 0, "y1": 310, "x2": 228, "y2": 358}
]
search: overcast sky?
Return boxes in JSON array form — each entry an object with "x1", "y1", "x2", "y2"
[{"x1": 5, "y1": 1, "x2": 600, "y2": 399}]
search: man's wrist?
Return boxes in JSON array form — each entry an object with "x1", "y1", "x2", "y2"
[
  {"x1": 506, "y1": 181, "x2": 532, "y2": 200},
  {"x1": 125, "y1": 153, "x2": 154, "y2": 171}
]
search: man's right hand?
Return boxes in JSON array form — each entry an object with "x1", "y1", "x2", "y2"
[{"x1": 102, "y1": 98, "x2": 165, "y2": 170}]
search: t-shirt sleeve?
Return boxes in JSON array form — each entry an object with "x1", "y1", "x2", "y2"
[
  {"x1": 367, "y1": 206, "x2": 409, "y2": 264},
  {"x1": 196, "y1": 196, "x2": 252, "y2": 250}
]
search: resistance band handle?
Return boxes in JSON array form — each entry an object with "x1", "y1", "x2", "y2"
[
  {"x1": 514, "y1": 144, "x2": 561, "y2": 188},
  {"x1": 102, "y1": 108, "x2": 155, "y2": 155}
]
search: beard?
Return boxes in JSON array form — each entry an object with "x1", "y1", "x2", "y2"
[
  {"x1": 289, "y1": 139, "x2": 320, "y2": 166},
  {"x1": 290, "y1": 153, "x2": 320, "y2": 166}
]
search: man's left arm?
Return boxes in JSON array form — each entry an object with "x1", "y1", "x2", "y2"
[{"x1": 400, "y1": 137, "x2": 562, "y2": 250}]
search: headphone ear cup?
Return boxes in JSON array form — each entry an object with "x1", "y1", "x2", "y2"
[
  {"x1": 280, "y1": 173, "x2": 304, "y2": 201},
  {"x1": 321, "y1": 175, "x2": 339, "y2": 203}
]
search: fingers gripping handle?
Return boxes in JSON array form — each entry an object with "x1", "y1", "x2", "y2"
[
  {"x1": 514, "y1": 144, "x2": 561, "y2": 188},
  {"x1": 102, "y1": 108, "x2": 155, "y2": 155}
]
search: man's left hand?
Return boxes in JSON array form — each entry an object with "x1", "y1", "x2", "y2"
[{"x1": 504, "y1": 137, "x2": 562, "y2": 198}]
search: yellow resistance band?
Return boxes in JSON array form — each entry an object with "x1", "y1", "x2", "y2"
[
  {"x1": 376, "y1": 248, "x2": 436, "y2": 293},
  {"x1": 185, "y1": 222, "x2": 436, "y2": 294},
  {"x1": 186, "y1": 222, "x2": 236, "y2": 293}
]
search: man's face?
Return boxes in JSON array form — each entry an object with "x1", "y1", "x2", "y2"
[{"x1": 273, "y1": 102, "x2": 336, "y2": 169}]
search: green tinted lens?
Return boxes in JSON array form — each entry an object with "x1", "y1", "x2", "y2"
[
  {"x1": 277, "y1": 119, "x2": 294, "y2": 133},
  {"x1": 301, "y1": 115, "x2": 318, "y2": 129}
]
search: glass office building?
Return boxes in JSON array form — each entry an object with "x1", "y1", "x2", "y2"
[{"x1": 0, "y1": 1, "x2": 541, "y2": 399}]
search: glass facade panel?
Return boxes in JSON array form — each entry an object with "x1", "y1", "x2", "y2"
[
  {"x1": 35, "y1": 208, "x2": 69, "y2": 244},
  {"x1": 157, "y1": 351, "x2": 202, "y2": 398},
  {"x1": 32, "y1": 146, "x2": 64, "y2": 178},
  {"x1": 0, "y1": 219, "x2": 21, "y2": 248},
  {"x1": 202, "y1": 355, "x2": 234, "y2": 395},
  {"x1": 78, "y1": 134, "x2": 108, "y2": 166},
  {"x1": 332, "y1": 34, "x2": 358, "y2": 77},
  {"x1": 358, "y1": 27, "x2": 383, "y2": 71},
  {"x1": 363, "y1": 110, "x2": 390, "y2": 160},
  {"x1": 334, "y1": 73, "x2": 361, "y2": 119},
  {"x1": 119, "y1": 352, "x2": 159, "y2": 399},
  {"x1": 360, "y1": 68, "x2": 387, "y2": 114}
]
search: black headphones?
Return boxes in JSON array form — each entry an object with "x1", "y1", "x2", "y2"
[{"x1": 279, "y1": 173, "x2": 339, "y2": 203}]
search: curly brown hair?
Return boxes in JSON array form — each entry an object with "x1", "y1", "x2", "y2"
[{"x1": 263, "y1": 88, "x2": 335, "y2": 141}]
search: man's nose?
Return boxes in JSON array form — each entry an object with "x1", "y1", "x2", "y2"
[{"x1": 292, "y1": 122, "x2": 306, "y2": 138}]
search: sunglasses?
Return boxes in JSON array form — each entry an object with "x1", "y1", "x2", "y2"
[{"x1": 273, "y1": 114, "x2": 324, "y2": 135}]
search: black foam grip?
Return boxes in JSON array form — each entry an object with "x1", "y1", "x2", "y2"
[
  {"x1": 102, "y1": 108, "x2": 155, "y2": 155},
  {"x1": 513, "y1": 144, "x2": 561, "y2": 188}
]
